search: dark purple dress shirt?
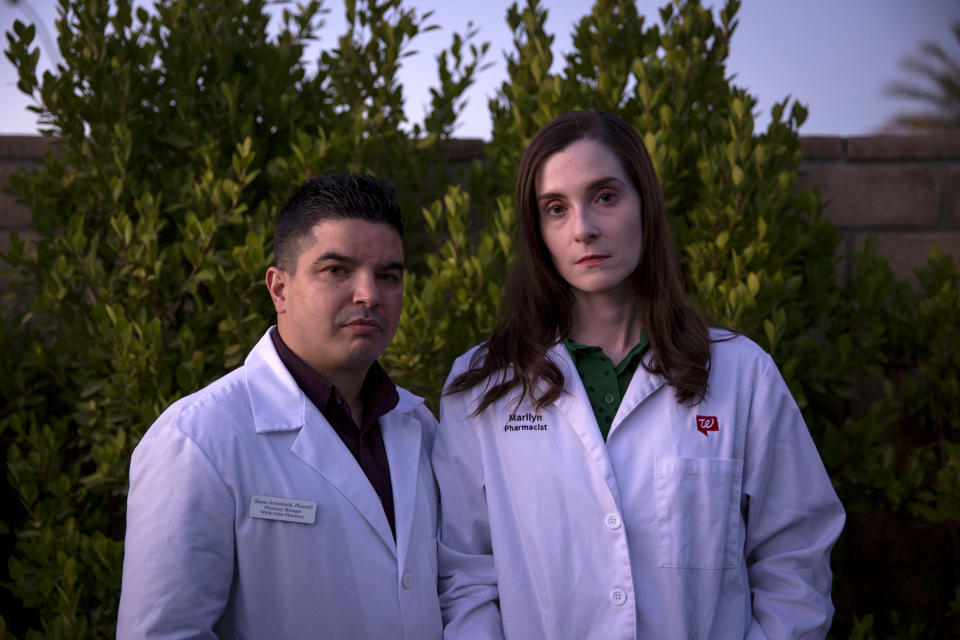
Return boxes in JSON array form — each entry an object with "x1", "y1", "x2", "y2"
[{"x1": 270, "y1": 327, "x2": 398, "y2": 538}]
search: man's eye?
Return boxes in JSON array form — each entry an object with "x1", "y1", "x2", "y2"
[{"x1": 325, "y1": 265, "x2": 346, "y2": 275}]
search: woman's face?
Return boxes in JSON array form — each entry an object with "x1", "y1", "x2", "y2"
[{"x1": 535, "y1": 138, "x2": 643, "y2": 304}]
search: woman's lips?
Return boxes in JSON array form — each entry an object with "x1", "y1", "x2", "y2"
[{"x1": 575, "y1": 254, "x2": 610, "y2": 266}]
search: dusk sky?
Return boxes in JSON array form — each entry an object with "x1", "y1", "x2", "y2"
[{"x1": 2, "y1": 0, "x2": 958, "y2": 139}]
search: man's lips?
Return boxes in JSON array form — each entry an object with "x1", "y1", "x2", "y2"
[
  {"x1": 575, "y1": 254, "x2": 610, "y2": 265},
  {"x1": 343, "y1": 317, "x2": 382, "y2": 333}
]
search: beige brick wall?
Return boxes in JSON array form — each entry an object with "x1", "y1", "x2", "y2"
[
  {"x1": 799, "y1": 133, "x2": 960, "y2": 282},
  {"x1": 2, "y1": 134, "x2": 959, "y2": 284},
  {"x1": 0, "y1": 136, "x2": 55, "y2": 293},
  {"x1": 0, "y1": 136, "x2": 53, "y2": 229}
]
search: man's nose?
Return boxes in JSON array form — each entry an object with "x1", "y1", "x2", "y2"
[{"x1": 353, "y1": 271, "x2": 381, "y2": 307}]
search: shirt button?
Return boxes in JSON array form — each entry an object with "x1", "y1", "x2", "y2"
[
  {"x1": 610, "y1": 588, "x2": 627, "y2": 606},
  {"x1": 401, "y1": 573, "x2": 414, "y2": 590},
  {"x1": 605, "y1": 513, "x2": 622, "y2": 529},
  {"x1": 604, "y1": 393, "x2": 615, "y2": 404}
]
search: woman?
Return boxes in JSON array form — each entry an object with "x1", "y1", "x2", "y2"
[{"x1": 432, "y1": 111, "x2": 845, "y2": 639}]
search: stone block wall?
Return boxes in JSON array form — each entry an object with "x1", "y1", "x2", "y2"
[
  {"x1": 798, "y1": 133, "x2": 960, "y2": 282},
  {"x1": 0, "y1": 136, "x2": 54, "y2": 260},
  {"x1": 2, "y1": 134, "x2": 959, "y2": 284}
]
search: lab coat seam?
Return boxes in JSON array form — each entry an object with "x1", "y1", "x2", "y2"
[
  {"x1": 435, "y1": 383, "x2": 503, "y2": 635},
  {"x1": 163, "y1": 421, "x2": 235, "y2": 510},
  {"x1": 486, "y1": 393, "x2": 552, "y2": 619}
]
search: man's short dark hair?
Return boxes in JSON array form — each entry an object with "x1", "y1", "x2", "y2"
[{"x1": 274, "y1": 173, "x2": 404, "y2": 272}]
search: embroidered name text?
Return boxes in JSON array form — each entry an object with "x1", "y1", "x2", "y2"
[{"x1": 505, "y1": 412, "x2": 548, "y2": 432}]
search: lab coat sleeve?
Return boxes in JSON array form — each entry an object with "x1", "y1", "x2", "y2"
[
  {"x1": 742, "y1": 355, "x2": 845, "y2": 640},
  {"x1": 432, "y1": 386, "x2": 505, "y2": 639},
  {"x1": 117, "y1": 421, "x2": 235, "y2": 639}
]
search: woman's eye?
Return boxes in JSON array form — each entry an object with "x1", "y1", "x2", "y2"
[
  {"x1": 598, "y1": 190, "x2": 616, "y2": 203},
  {"x1": 547, "y1": 204, "x2": 565, "y2": 216}
]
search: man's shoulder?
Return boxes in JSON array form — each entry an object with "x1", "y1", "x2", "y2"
[
  {"x1": 172, "y1": 364, "x2": 249, "y2": 415},
  {"x1": 389, "y1": 384, "x2": 438, "y2": 449},
  {"x1": 393, "y1": 385, "x2": 434, "y2": 423},
  {"x1": 139, "y1": 365, "x2": 254, "y2": 451}
]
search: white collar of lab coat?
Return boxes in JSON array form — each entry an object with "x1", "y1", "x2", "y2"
[
  {"x1": 546, "y1": 339, "x2": 667, "y2": 408},
  {"x1": 242, "y1": 327, "x2": 426, "y2": 556},
  {"x1": 243, "y1": 327, "x2": 424, "y2": 434}
]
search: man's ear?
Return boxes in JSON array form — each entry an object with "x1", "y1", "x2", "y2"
[{"x1": 265, "y1": 266, "x2": 288, "y2": 314}]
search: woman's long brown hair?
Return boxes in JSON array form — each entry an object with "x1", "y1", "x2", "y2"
[{"x1": 447, "y1": 111, "x2": 710, "y2": 413}]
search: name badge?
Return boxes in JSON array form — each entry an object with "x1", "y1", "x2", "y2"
[{"x1": 249, "y1": 495, "x2": 317, "y2": 524}]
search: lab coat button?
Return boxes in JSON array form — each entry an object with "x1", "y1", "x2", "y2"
[
  {"x1": 401, "y1": 573, "x2": 413, "y2": 590},
  {"x1": 610, "y1": 588, "x2": 627, "y2": 605},
  {"x1": 605, "y1": 513, "x2": 622, "y2": 529},
  {"x1": 603, "y1": 393, "x2": 615, "y2": 404}
]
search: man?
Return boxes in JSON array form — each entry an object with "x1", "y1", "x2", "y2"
[{"x1": 117, "y1": 173, "x2": 442, "y2": 639}]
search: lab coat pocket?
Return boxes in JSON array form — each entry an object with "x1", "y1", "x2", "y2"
[{"x1": 655, "y1": 457, "x2": 743, "y2": 570}]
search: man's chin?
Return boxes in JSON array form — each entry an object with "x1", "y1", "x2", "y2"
[{"x1": 339, "y1": 340, "x2": 388, "y2": 367}]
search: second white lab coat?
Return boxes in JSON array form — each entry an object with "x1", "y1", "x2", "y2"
[
  {"x1": 118, "y1": 329, "x2": 443, "y2": 639},
  {"x1": 433, "y1": 330, "x2": 844, "y2": 640}
]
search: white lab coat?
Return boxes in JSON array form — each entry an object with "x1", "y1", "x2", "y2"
[
  {"x1": 433, "y1": 330, "x2": 844, "y2": 640},
  {"x1": 117, "y1": 329, "x2": 443, "y2": 639}
]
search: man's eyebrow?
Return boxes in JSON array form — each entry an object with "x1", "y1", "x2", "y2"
[
  {"x1": 312, "y1": 251, "x2": 355, "y2": 265},
  {"x1": 312, "y1": 253, "x2": 404, "y2": 272},
  {"x1": 536, "y1": 176, "x2": 624, "y2": 201}
]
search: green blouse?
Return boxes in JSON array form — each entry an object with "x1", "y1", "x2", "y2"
[{"x1": 563, "y1": 332, "x2": 649, "y2": 440}]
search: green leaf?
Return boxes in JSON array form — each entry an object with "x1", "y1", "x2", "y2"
[
  {"x1": 731, "y1": 165, "x2": 743, "y2": 187},
  {"x1": 747, "y1": 272, "x2": 759, "y2": 297}
]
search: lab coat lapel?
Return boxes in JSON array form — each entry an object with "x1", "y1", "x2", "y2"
[
  {"x1": 380, "y1": 399, "x2": 422, "y2": 572},
  {"x1": 246, "y1": 328, "x2": 399, "y2": 555},
  {"x1": 291, "y1": 405, "x2": 397, "y2": 556},
  {"x1": 611, "y1": 350, "x2": 667, "y2": 435},
  {"x1": 246, "y1": 329, "x2": 306, "y2": 434},
  {"x1": 547, "y1": 344, "x2": 624, "y2": 509}
]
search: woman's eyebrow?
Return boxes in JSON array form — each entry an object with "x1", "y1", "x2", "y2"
[{"x1": 537, "y1": 176, "x2": 624, "y2": 201}]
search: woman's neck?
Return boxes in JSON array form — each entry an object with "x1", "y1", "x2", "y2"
[{"x1": 568, "y1": 291, "x2": 642, "y2": 364}]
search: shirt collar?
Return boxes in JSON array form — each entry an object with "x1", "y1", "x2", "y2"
[
  {"x1": 563, "y1": 331, "x2": 649, "y2": 371},
  {"x1": 270, "y1": 327, "x2": 399, "y2": 431}
]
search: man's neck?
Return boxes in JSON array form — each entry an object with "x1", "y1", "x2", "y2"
[
  {"x1": 322, "y1": 366, "x2": 368, "y2": 426},
  {"x1": 272, "y1": 325, "x2": 371, "y2": 427}
]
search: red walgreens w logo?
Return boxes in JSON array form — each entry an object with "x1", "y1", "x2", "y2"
[{"x1": 696, "y1": 415, "x2": 719, "y2": 437}]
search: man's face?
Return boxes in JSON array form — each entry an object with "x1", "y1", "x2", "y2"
[{"x1": 267, "y1": 218, "x2": 404, "y2": 378}]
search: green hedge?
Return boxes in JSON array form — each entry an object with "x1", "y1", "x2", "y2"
[{"x1": 2, "y1": 0, "x2": 957, "y2": 637}]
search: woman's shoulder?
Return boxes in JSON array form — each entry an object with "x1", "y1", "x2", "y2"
[
  {"x1": 444, "y1": 342, "x2": 491, "y2": 394},
  {"x1": 448, "y1": 343, "x2": 488, "y2": 377},
  {"x1": 707, "y1": 327, "x2": 775, "y2": 370},
  {"x1": 444, "y1": 341, "x2": 524, "y2": 403}
]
